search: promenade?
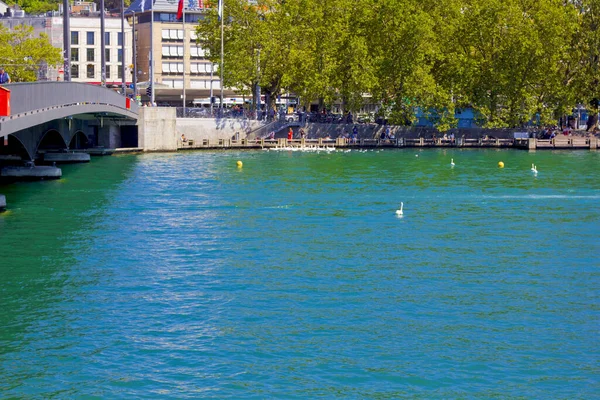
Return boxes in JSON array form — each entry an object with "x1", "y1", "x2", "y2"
[{"x1": 179, "y1": 136, "x2": 599, "y2": 151}]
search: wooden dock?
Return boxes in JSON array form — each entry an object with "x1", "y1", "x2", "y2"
[{"x1": 179, "y1": 137, "x2": 599, "y2": 151}]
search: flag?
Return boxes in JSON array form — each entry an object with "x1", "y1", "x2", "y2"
[
  {"x1": 198, "y1": 0, "x2": 204, "y2": 7},
  {"x1": 218, "y1": 0, "x2": 222, "y2": 20},
  {"x1": 176, "y1": 0, "x2": 184, "y2": 19}
]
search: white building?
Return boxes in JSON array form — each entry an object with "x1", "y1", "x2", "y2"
[
  {"x1": 68, "y1": 16, "x2": 133, "y2": 85},
  {"x1": 0, "y1": 15, "x2": 132, "y2": 85},
  {"x1": 0, "y1": 1, "x2": 9, "y2": 16}
]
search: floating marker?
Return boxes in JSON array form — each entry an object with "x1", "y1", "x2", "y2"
[
  {"x1": 236, "y1": 160, "x2": 243, "y2": 168},
  {"x1": 498, "y1": 161, "x2": 504, "y2": 168}
]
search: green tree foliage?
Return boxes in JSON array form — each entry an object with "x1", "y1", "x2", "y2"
[
  {"x1": 0, "y1": 25, "x2": 63, "y2": 82},
  {"x1": 197, "y1": 0, "x2": 600, "y2": 128}
]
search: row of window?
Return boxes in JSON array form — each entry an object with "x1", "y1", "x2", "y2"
[
  {"x1": 161, "y1": 29, "x2": 199, "y2": 41},
  {"x1": 162, "y1": 62, "x2": 214, "y2": 74},
  {"x1": 71, "y1": 64, "x2": 126, "y2": 79},
  {"x1": 71, "y1": 48, "x2": 123, "y2": 63},
  {"x1": 71, "y1": 31, "x2": 124, "y2": 46},
  {"x1": 161, "y1": 45, "x2": 205, "y2": 58},
  {"x1": 137, "y1": 12, "x2": 204, "y2": 24},
  {"x1": 162, "y1": 79, "x2": 221, "y2": 89}
]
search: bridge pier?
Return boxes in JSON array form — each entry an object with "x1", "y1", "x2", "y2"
[
  {"x1": 43, "y1": 152, "x2": 91, "y2": 163},
  {"x1": 1, "y1": 163, "x2": 62, "y2": 181}
]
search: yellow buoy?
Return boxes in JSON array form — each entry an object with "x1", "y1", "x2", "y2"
[
  {"x1": 498, "y1": 161, "x2": 504, "y2": 168},
  {"x1": 236, "y1": 160, "x2": 243, "y2": 168}
]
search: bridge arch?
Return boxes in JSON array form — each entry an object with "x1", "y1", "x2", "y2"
[
  {"x1": 0, "y1": 135, "x2": 32, "y2": 162},
  {"x1": 69, "y1": 131, "x2": 90, "y2": 149},
  {"x1": 37, "y1": 129, "x2": 68, "y2": 154}
]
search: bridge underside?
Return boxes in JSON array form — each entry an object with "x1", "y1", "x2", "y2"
[{"x1": 0, "y1": 113, "x2": 138, "y2": 161}]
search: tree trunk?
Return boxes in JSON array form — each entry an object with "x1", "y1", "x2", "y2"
[{"x1": 586, "y1": 112, "x2": 598, "y2": 131}]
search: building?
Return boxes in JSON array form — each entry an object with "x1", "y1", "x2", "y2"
[
  {"x1": 0, "y1": 0, "x2": 9, "y2": 16},
  {"x1": 0, "y1": 14, "x2": 132, "y2": 86},
  {"x1": 126, "y1": 0, "x2": 226, "y2": 105},
  {"x1": 69, "y1": 16, "x2": 133, "y2": 85}
]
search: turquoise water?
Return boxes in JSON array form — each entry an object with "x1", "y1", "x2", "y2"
[{"x1": 0, "y1": 149, "x2": 598, "y2": 398}]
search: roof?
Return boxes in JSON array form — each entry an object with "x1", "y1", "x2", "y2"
[{"x1": 126, "y1": 0, "x2": 209, "y2": 14}]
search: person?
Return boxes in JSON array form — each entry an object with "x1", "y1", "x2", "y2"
[
  {"x1": 300, "y1": 128, "x2": 306, "y2": 139},
  {"x1": 269, "y1": 131, "x2": 275, "y2": 140},
  {"x1": 181, "y1": 133, "x2": 188, "y2": 143},
  {"x1": 288, "y1": 127, "x2": 293, "y2": 141},
  {"x1": 0, "y1": 67, "x2": 11, "y2": 84},
  {"x1": 352, "y1": 125, "x2": 358, "y2": 144}
]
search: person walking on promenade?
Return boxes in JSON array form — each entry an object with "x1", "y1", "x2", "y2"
[
  {"x1": 0, "y1": 67, "x2": 11, "y2": 84},
  {"x1": 288, "y1": 127, "x2": 293, "y2": 141}
]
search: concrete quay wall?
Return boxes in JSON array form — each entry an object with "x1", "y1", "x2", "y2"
[
  {"x1": 137, "y1": 111, "x2": 264, "y2": 151},
  {"x1": 176, "y1": 118, "x2": 262, "y2": 143},
  {"x1": 137, "y1": 108, "x2": 178, "y2": 151}
]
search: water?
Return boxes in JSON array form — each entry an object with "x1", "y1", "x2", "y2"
[{"x1": 0, "y1": 149, "x2": 598, "y2": 398}]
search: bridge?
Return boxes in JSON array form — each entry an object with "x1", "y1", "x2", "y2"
[{"x1": 0, "y1": 82, "x2": 138, "y2": 161}]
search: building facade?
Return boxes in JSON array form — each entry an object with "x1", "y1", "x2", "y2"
[
  {"x1": 0, "y1": 14, "x2": 132, "y2": 85},
  {"x1": 126, "y1": 0, "x2": 226, "y2": 105},
  {"x1": 69, "y1": 16, "x2": 133, "y2": 85}
]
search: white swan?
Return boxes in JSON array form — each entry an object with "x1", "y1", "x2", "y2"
[
  {"x1": 531, "y1": 163, "x2": 535, "y2": 171},
  {"x1": 396, "y1": 202, "x2": 404, "y2": 216},
  {"x1": 533, "y1": 165, "x2": 538, "y2": 174},
  {"x1": 451, "y1": 158, "x2": 455, "y2": 167}
]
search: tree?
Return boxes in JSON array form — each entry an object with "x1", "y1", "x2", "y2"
[{"x1": 0, "y1": 25, "x2": 62, "y2": 82}]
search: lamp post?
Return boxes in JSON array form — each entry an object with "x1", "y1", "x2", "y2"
[
  {"x1": 62, "y1": 0, "x2": 71, "y2": 81},
  {"x1": 121, "y1": 0, "x2": 126, "y2": 96},
  {"x1": 100, "y1": 0, "x2": 106, "y2": 86}
]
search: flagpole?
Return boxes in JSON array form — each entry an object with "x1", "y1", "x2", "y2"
[
  {"x1": 100, "y1": 0, "x2": 106, "y2": 86},
  {"x1": 121, "y1": 0, "x2": 126, "y2": 96},
  {"x1": 219, "y1": 0, "x2": 223, "y2": 113},
  {"x1": 182, "y1": 2, "x2": 186, "y2": 112},
  {"x1": 150, "y1": 0, "x2": 155, "y2": 105}
]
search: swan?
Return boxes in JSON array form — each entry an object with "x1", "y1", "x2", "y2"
[
  {"x1": 451, "y1": 158, "x2": 455, "y2": 167},
  {"x1": 531, "y1": 163, "x2": 535, "y2": 171},
  {"x1": 533, "y1": 165, "x2": 538, "y2": 174},
  {"x1": 396, "y1": 202, "x2": 404, "y2": 216}
]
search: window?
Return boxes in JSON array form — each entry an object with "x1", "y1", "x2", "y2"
[
  {"x1": 71, "y1": 64, "x2": 79, "y2": 78},
  {"x1": 71, "y1": 31, "x2": 79, "y2": 45},
  {"x1": 161, "y1": 29, "x2": 183, "y2": 41},
  {"x1": 118, "y1": 32, "x2": 123, "y2": 46},
  {"x1": 104, "y1": 32, "x2": 110, "y2": 46},
  {"x1": 118, "y1": 49, "x2": 122, "y2": 63},
  {"x1": 87, "y1": 64, "x2": 94, "y2": 79},
  {"x1": 71, "y1": 48, "x2": 79, "y2": 62},
  {"x1": 190, "y1": 80, "x2": 219, "y2": 89},
  {"x1": 162, "y1": 79, "x2": 183, "y2": 88},
  {"x1": 118, "y1": 67, "x2": 122, "y2": 79},
  {"x1": 190, "y1": 46, "x2": 205, "y2": 58},
  {"x1": 161, "y1": 45, "x2": 183, "y2": 57},
  {"x1": 87, "y1": 31, "x2": 94, "y2": 45},
  {"x1": 185, "y1": 14, "x2": 202, "y2": 23},
  {"x1": 87, "y1": 48, "x2": 94, "y2": 62},
  {"x1": 157, "y1": 13, "x2": 177, "y2": 22},
  {"x1": 161, "y1": 62, "x2": 183, "y2": 74},
  {"x1": 105, "y1": 49, "x2": 110, "y2": 63},
  {"x1": 105, "y1": 66, "x2": 110, "y2": 79}
]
